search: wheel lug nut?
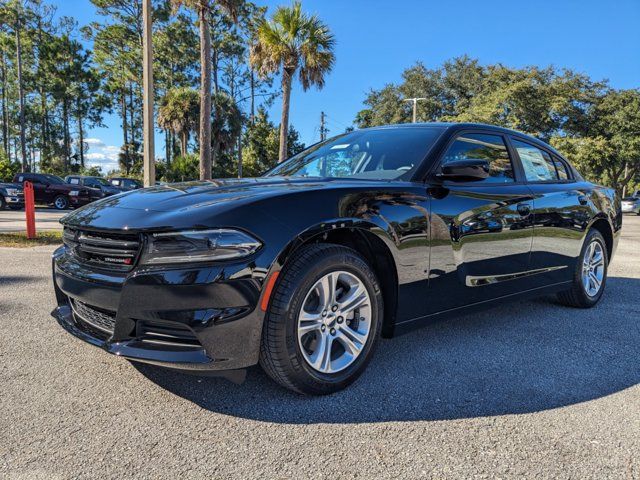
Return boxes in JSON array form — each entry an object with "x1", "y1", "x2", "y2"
[
  {"x1": 321, "y1": 325, "x2": 326, "y2": 331},
  {"x1": 337, "y1": 316, "x2": 343, "y2": 324},
  {"x1": 322, "y1": 310, "x2": 327, "y2": 317},
  {"x1": 331, "y1": 305, "x2": 338, "y2": 312},
  {"x1": 330, "y1": 328, "x2": 336, "y2": 336}
]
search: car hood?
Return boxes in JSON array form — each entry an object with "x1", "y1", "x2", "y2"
[
  {"x1": 60, "y1": 177, "x2": 370, "y2": 231},
  {"x1": 0, "y1": 182, "x2": 22, "y2": 190}
]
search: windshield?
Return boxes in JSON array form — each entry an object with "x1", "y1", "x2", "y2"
[
  {"x1": 265, "y1": 127, "x2": 444, "y2": 180},
  {"x1": 89, "y1": 177, "x2": 110, "y2": 186},
  {"x1": 43, "y1": 174, "x2": 65, "y2": 185}
]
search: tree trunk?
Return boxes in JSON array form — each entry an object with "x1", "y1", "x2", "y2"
[
  {"x1": 62, "y1": 98, "x2": 70, "y2": 169},
  {"x1": 40, "y1": 86, "x2": 48, "y2": 165},
  {"x1": 77, "y1": 98, "x2": 84, "y2": 168},
  {"x1": 0, "y1": 49, "x2": 8, "y2": 158},
  {"x1": 165, "y1": 128, "x2": 171, "y2": 165},
  {"x1": 212, "y1": 47, "x2": 219, "y2": 95},
  {"x1": 15, "y1": 15, "x2": 28, "y2": 171},
  {"x1": 278, "y1": 70, "x2": 293, "y2": 163},
  {"x1": 237, "y1": 133, "x2": 243, "y2": 178},
  {"x1": 249, "y1": 69, "x2": 255, "y2": 124},
  {"x1": 181, "y1": 131, "x2": 187, "y2": 157},
  {"x1": 129, "y1": 82, "x2": 136, "y2": 146},
  {"x1": 121, "y1": 91, "x2": 129, "y2": 146},
  {"x1": 198, "y1": 5, "x2": 212, "y2": 180},
  {"x1": 0, "y1": 49, "x2": 11, "y2": 160}
]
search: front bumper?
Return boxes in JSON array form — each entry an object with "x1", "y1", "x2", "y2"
[
  {"x1": 51, "y1": 245, "x2": 267, "y2": 371},
  {"x1": 4, "y1": 195, "x2": 24, "y2": 206},
  {"x1": 69, "y1": 195, "x2": 92, "y2": 207}
]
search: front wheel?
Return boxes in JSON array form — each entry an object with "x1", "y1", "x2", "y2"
[
  {"x1": 557, "y1": 229, "x2": 608, "y2": 308},
  {"x1": 53, "y1": 195, "x2": 69, "y2": 210},
  {"x1": 260, "y1": 243, "x2": 383, "y2": 395}
]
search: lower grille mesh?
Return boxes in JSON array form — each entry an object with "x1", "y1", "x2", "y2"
[{"x1": 70, "y1": 299, "x2": 116, "y2": 334}]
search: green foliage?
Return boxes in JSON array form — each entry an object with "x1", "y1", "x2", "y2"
[
  {"x1": 356, "y1": 56, "x2": 640, "y2": 192},
  {"x1": 164, "y1": 153, "x2": 199, "y2": 182},
  {"x1": 80, "y1": 165, "x2": 103, "y2": 177},
  {"x1": 550, "y1": 89, "x2": 640, "y2": 192},
  {"x1": 250, "y1": 1, "x2": 334, "y2": 161},
  {"x1": 242, "y1": 108, "x2": 305, "y2": 177},
  {"x1": 157, "y1": 87, "x2": 199, "y2": 156},
  {"x1": 0, "y1": 150, "x2": 20, "y2": 182}
]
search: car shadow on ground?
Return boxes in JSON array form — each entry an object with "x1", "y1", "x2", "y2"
[{"x1": 134, "y1": 276, "x2": 640, "y2": 424}]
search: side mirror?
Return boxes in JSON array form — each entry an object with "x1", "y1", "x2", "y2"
[{"x1": 438, "y1": 159, "x2": 489, "y2": 182}]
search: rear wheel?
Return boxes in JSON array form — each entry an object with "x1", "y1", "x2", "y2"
[
  {"x1": 260, "y1": 243, "x2": 383, "y2": 395},
  {"x1": 0, "y1": 196, "x2": 6, "y2": 210},
  {"x1": 53, "y1": 195, "x2": 69, "y2": 210},
  {"x1": 557, "y1": 229, "x2": 608, "y2": 308}
]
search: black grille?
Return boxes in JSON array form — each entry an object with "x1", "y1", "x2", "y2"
[
  {"x1": 137, "y1": 320, "x2": 201, "y2": 349},
  {"x1": 64, "y1": 227, "x2": 141, "y2": 271},
  {"x1": 70, "y1": 299, "x2": 116, "y2": 335}
]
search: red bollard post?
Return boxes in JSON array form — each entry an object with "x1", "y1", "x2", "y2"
[{"x1": 24, "y1": 181, "x2": 36, "y2": 239}]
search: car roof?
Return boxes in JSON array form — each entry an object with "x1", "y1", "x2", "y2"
[{"x1": 363, "y1": 122, "x2": 563, "y2": 156}]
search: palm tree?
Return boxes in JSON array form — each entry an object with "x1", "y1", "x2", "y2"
[
  {"x1": 157, "y1": 87, "x2": 200, "y2": 157},
  {"x1": 250, "y1": 1, "x2": 335, "y2": 163},
  {"x1": 172, "y1": 0, "x2": 239, "y2": 179}
]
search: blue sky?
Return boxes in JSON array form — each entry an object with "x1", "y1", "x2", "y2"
[{"x1": 55, "y1": 0, "x2": 640, "y2": 172}]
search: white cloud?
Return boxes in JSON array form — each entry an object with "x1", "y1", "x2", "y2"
[{"x1": 84, "y1": 139, "x2": 121, "y2": 173}]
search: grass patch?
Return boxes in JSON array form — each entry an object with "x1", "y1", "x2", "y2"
[{"x1": 0, "y1": 231, "x2": 63, "y2": 247}]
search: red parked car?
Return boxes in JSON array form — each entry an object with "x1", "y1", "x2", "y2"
[{"x1": 13, "y1": 173, "x2": 93, "y2": 210}]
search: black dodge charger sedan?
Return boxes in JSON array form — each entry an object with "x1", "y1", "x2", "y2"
[{"x1": 52, "y1": 123, "x2": 621, "y2": 395}]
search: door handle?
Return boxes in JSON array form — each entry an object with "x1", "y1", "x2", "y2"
[
  {"x1": 517, "y1": 203, "x2": 531, "y2": 216},
  {"x1": 578, "y1": 195, "x2": 588, "y2": 206}
]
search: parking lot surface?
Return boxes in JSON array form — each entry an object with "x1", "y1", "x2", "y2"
[
  {"x1": 1, "y1": 216, "x2": 639, "y2": 479},
  {"x1": 0, "y1": 208, "x2": 65, "y2": 232}
]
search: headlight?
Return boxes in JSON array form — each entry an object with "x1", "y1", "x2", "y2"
[
  {"x1": 141, "y1": 229, "x2": 262, "y2": 265},
  {"x1": 69, "y1": 190, "x2": 79, "y2": 196},
  {"x1": 5, "y1": 188, "x2": 18, "y2": 196}
]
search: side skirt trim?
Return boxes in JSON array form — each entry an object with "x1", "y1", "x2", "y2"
[
  {"x1": 393, "y1": 280, "x2": 572, "y2": 335},
  {"x1": 465, "y1": 265, "x2": 568, "y2": 287}
]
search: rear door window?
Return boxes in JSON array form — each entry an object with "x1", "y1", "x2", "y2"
[
  {"x1": 552, "y1": 155, "x2": 570, "y2": 181},
  {"x1": 512, "y1": 139, "x2": 558, "y2": 182}
]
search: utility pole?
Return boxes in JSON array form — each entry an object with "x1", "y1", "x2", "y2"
[
  {"x1": 14, "y1": 3, "x2": 28, "y2": 171},
  {"x1": 320, "y1": 111, "x2": 328, "y2": 141},
  {"x1": 403, "y1": 97, "x2": 427, "y2": 123},
  {"x1": 142, "y1": 0, "x2": 155, "y2": 187}
]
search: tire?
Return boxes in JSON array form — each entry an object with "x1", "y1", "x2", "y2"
[
  {"x1": 0, "y1": 196, "x2": 6, "y2": 210},
  {"x1": 260, "y1": 243, "x2": 383, "y2": 395},
  {"x1": 557, "y1": 229, "x2": 608, "y2": 308},
  {"x1": 53, "y1": 195, "x2": 69, "y2": 210}
]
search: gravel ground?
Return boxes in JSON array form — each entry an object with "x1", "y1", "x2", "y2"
[{"x1": 1, "y1": 216, "x2": 639, "y2": 479}]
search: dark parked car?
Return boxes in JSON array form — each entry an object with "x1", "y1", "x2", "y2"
[
  {"x1": 13, "y1": 173, "x2": 93, "y2": 210},
  {"x1": 51, "y1": 123, "x2": 621, "y2": 395},
  {"x1": 0, "y1": 182, "x2": 24, "y2": 210},
  {"x1": 108, "y1": 177, "x2": 142, "y2": 191},
  {"x1": 66, "y1": 175, "x2": 123, "y2": 200}
]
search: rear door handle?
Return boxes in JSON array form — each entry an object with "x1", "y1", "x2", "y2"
[{"x1": 517, "y1": 203, "x2": 531, "y2": 216}]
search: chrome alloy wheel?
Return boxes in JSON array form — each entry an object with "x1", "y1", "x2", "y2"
[
  {"x1": 582, "y1": 240, "x2": 605, "y2": 297},
  {"x1": 54, "y1": 196, "x2": 67, "y2": 209},
  {"x1": 297, "y1": 271, "x2": 372, "y2": 374}
]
